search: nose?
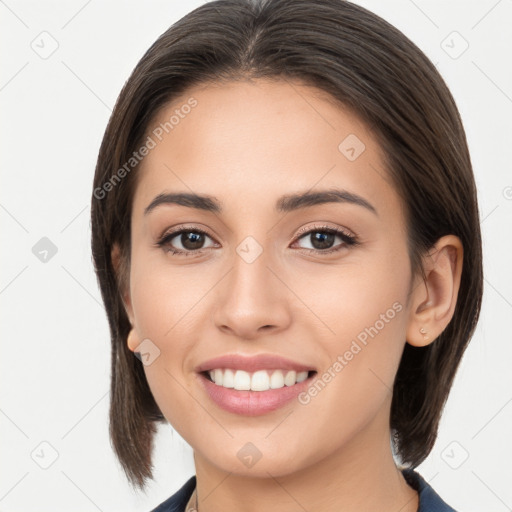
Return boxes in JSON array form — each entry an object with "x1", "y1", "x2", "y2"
[{"x1": 212, "y1": 244, "x2": 291, "y2": 340}]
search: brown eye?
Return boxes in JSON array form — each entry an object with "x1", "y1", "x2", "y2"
[
  {"x1": 157, "y1": 227, "x2": 216, "y2": 256},
  {"x1": 293, "y1": 225, "x2": 358, "y2": 255},
  {"x1": 300, "y1": 230, "x2": 337, "y2": 250}
]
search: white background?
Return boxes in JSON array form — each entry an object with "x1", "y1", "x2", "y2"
[{"x1": 1, "y1": 0, "x2": 511, "y2": 510}]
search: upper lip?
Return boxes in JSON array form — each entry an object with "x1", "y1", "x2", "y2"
[{"x1": 195, "y1": 353, "x2": 317, "y2": 374}]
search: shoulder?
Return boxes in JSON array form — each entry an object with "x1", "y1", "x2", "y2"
[
  {"x1": 401, "y1": 468, "x2": 458, "y2": 512},
  {"x1": 150, "y1": 475, "x2": 196, "y2": 512}
]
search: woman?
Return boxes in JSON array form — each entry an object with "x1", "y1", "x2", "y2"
[{"x1": 90, "y1": 0, "x2": 483, "y2": 510}]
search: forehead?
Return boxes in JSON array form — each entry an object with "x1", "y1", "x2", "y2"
[{"x1": 133, "y1": 79, "x2": 400, "y2": 222}]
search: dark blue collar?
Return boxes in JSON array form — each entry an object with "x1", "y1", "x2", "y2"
[
  {"x1": 402, "y1": 468, "x2": 457, "y2": 511},
  {"x1": 151, "y1": 469, "x2": 457, "y2": 511}
]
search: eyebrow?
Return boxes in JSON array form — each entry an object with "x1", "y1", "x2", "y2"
[{"x1": 144, "y1": 188, "x2": 378, "y2": 216}]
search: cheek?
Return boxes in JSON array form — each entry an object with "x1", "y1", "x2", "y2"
[
  {"x1": 295, "y1": 244, "x2": 409, "y2": 347},
  {"x1": 292, "y1": 273, "x2": 409, "y2": 447},
  {"x1": 128, "y1": 251, "x2": 209, "y2": 431},
  {"x1": 299, "y1": 246, "x2": 411, "y2": 399},
  {"x1": 130, "y1": 248, "x2": 201, "y2": 338}
]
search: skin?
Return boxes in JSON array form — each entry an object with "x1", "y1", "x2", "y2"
[{"x1": 113, "y1": 78, "x2": 463, "y2": 512}]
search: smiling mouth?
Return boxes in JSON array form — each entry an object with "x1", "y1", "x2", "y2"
[{"x1": 200, "y1": 369, "x2": 317, "y2": 392}]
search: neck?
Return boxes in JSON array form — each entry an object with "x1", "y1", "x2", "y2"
[{"x1": 190, "y1": 403, "x2": 419, "y2": 512}]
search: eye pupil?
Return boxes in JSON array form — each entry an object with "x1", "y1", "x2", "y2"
[
  {"x1": 311, "y1": 231, "x2": 335, "y2": 249},
  {"x1": 182, "y1": 231, "x2": 204, "y2": 250}
]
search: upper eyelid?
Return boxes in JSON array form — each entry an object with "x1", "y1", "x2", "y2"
[
  {"x1": 294, "y1": 223, "x2": 354, "y2": 238},
  {"x1": 158, "y1": 225, "x2": 215, "y2": 242}
]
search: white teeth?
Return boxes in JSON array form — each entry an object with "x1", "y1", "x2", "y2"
[
  {"x1": 284, "y1": 371, "x2": 296, "y2": 386},
  {"x1": 213, "y1": 369, "x2": 221, "y2": 386},
  {"x1": 206, "y1": 369, "x2": 310, "y2": 391},
  {"x1": 270, "y1": 370, "x2": 284, "y2": 389},
  {"x1": 296, "y1": 371, "x2": 308, "y2": 383},
  {"x1": 234, "y1": 369, "x2": 251, "y2": 390},
  {"x1": 222, "y1": 369, "x2": 235, "y2": 388}
]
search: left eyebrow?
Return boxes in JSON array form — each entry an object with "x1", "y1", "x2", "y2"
[
  {"x1": 276, "y1": 188, "x2": 378, "y2": 215},
  {"x1": 144, "y1": 188, "x2": 378, "y2": 216}
]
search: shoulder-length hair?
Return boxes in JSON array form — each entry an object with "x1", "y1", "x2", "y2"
[{"x1": 91, "y1": 0, "x2": 483, "y2": 490}]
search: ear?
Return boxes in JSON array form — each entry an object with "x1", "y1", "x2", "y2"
[
  {"x1": 111, "y1": 242, "x2": 135, "y2": 326},
  {"x1": 406, "y1": 235, "x2": 463, "y2": 347},
  {"x1": 111, "y1": 243, "x2": 141, "y2": 352}
]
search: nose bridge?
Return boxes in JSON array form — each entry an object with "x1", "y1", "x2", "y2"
[
  {"x1": 212, "y1": 231, "x2": 290, "y2": 337},
  {"x1": 232, "y1": 235, "x2": 273, "y2": 299},
  {"x1": 230, "y1": 234, "x2": 278, "y2": 310}
]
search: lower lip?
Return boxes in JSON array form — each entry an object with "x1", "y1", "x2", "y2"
[{"x1": 196, "y1": 371, "x2": 317, "y2": 416}]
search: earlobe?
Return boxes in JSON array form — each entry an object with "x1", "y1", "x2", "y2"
[
  {"x1": 406, "y1": 235, "x2": 463, "y2": 347},
  {"x1": 127, "y1": 328, "x2": 140, "y2": 352}
]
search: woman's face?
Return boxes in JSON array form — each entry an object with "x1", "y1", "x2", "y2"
[{"x1": 122, "y1": 79, "x2": 419, "y2": 478}]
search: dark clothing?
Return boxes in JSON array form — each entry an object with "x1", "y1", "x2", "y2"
[{"x1": 151, "y1": 468, "x2": 456, "y2": 512}]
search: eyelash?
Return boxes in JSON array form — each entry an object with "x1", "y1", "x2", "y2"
[{"x1": 156, "y1": 224, "x2": 359, "y2": 257}]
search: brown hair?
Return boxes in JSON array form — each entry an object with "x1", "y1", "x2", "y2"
[{"x1": 90, "y1": 0, "x2": 483, "y2": 490}]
